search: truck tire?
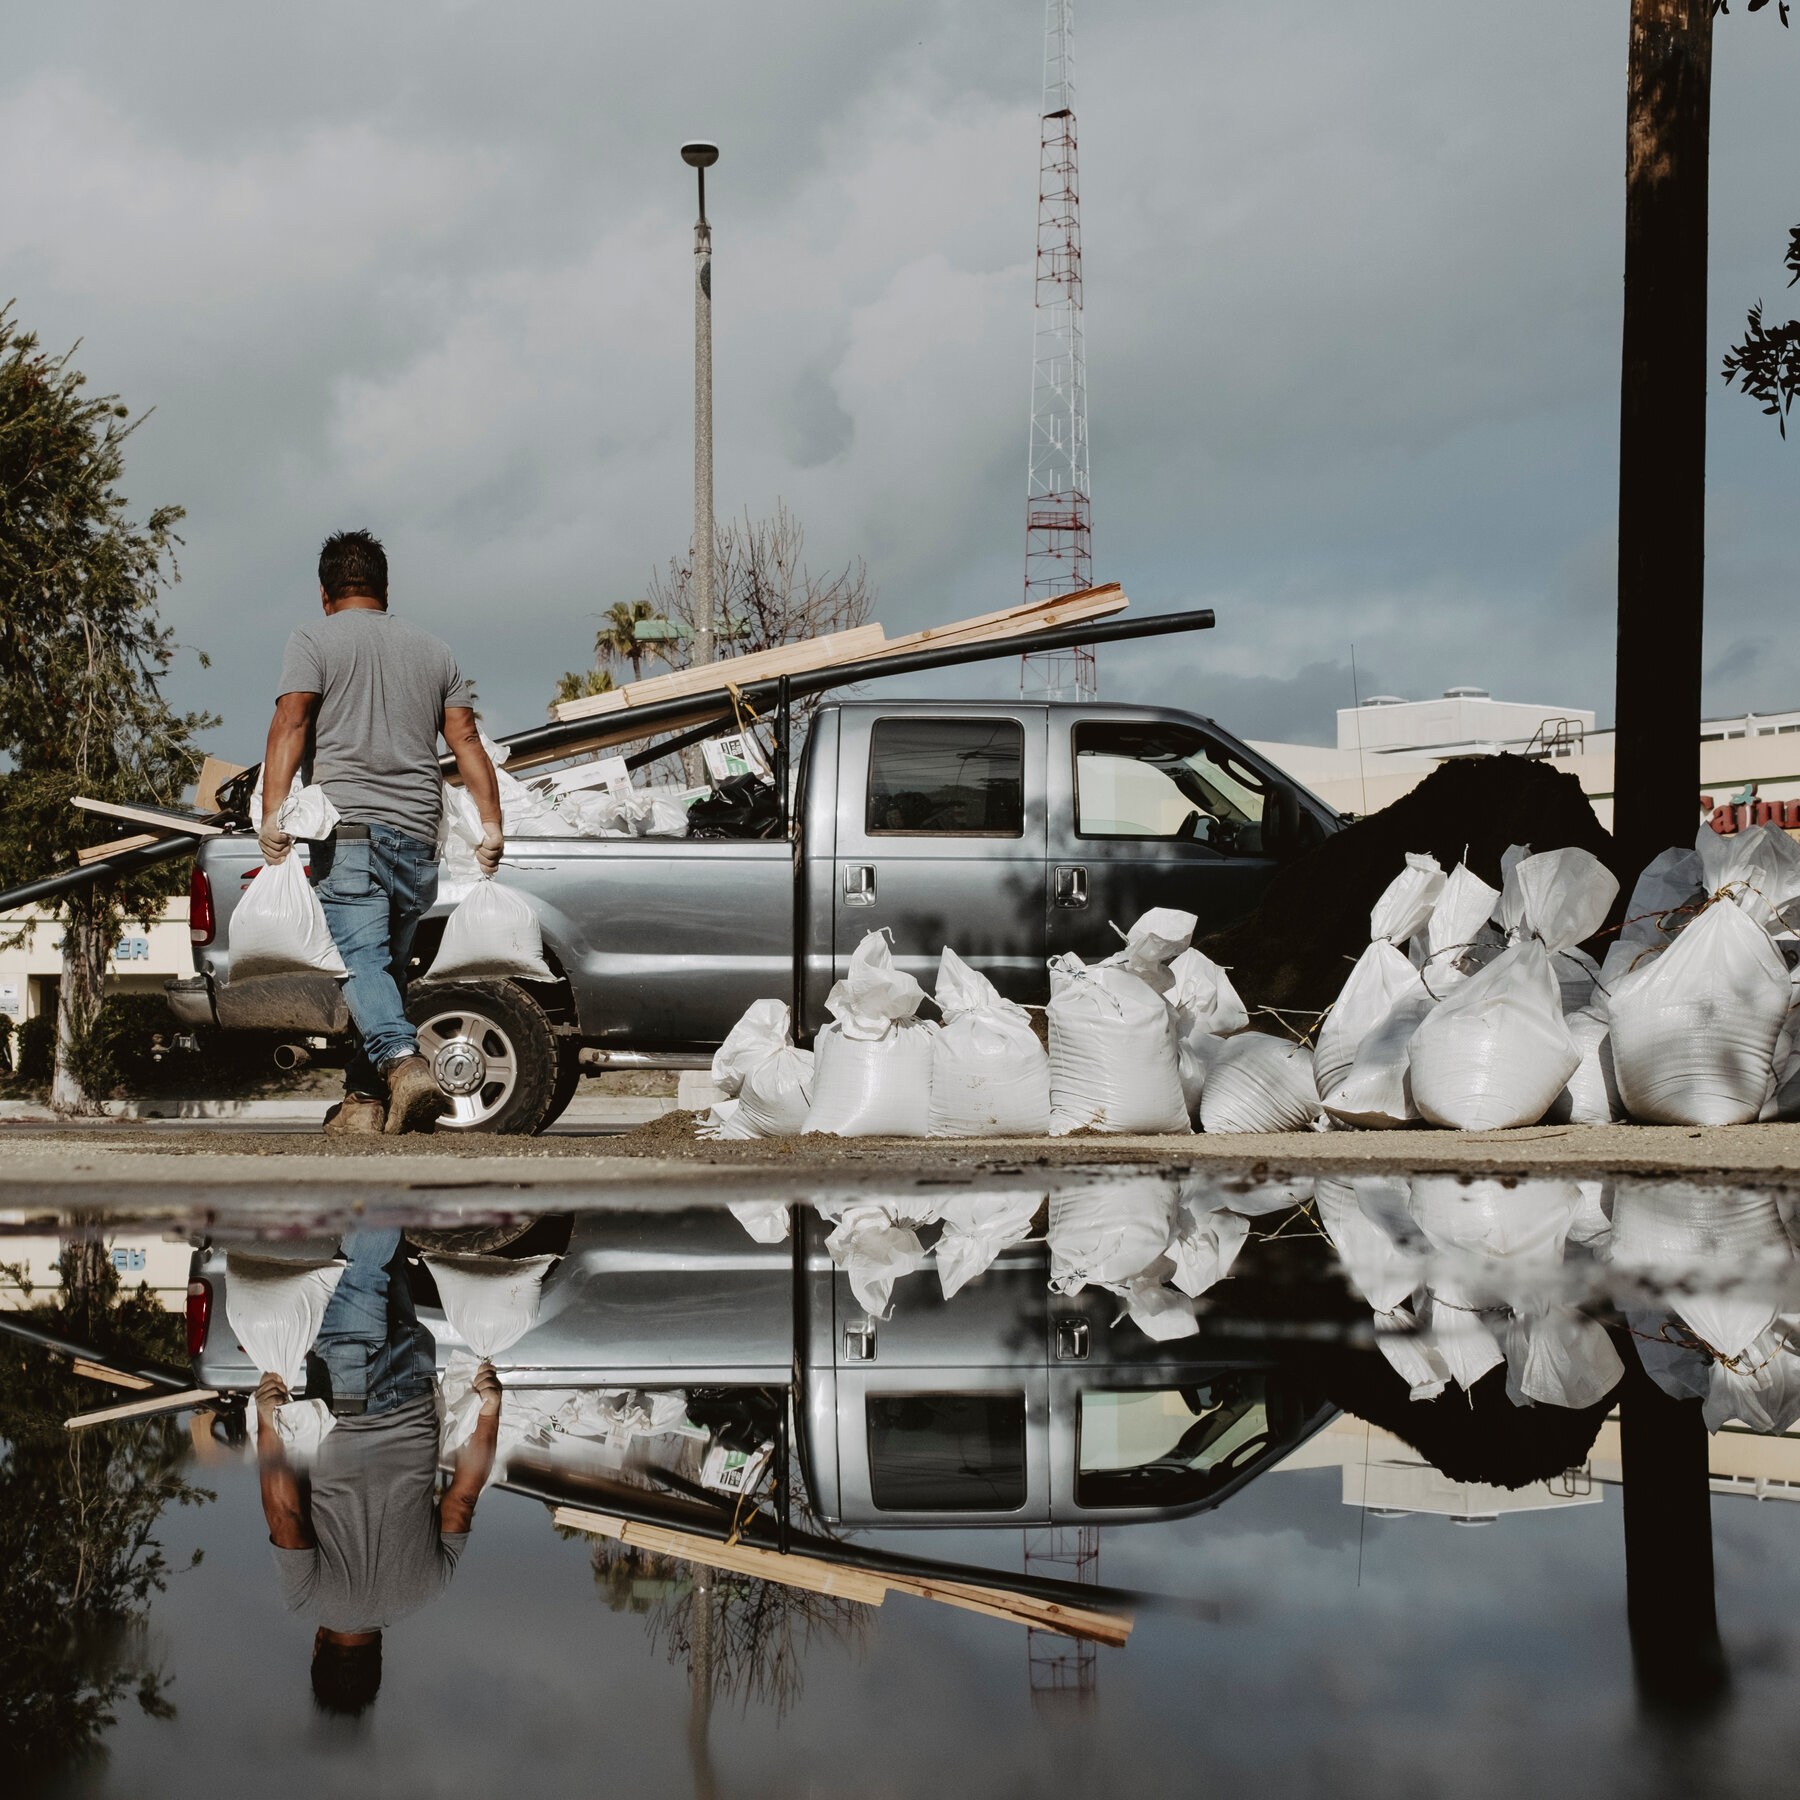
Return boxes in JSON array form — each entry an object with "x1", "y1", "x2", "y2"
[
  {"x1": 405, "y1": 981, "x2": 559, "y2": 1135},
  {"x1": 539, "y1": 1038, "x2": 583, "y2": 1130}
]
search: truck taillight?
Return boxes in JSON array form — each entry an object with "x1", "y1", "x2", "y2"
[
  {"x1": 189, "y1": 866, "x2": 214, "y2": 945},
  {"x1": 186, "y1": 1278, "x2": 211, "y2": 1356}
]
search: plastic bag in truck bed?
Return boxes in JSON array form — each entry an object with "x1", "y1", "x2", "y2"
[
  {"x1": 225, "y1": 1251, "x2": 346, "y2": 1457},
  {"x1": 804, "y1": 931, "x2": 936, "y2": 1136},
  {"x1": 1047, "y1": 954, "x2": 1190, "y2": 1136},
  {"x1": 426, "y1": 1251, "x2": 558, "y2": 1454},
  {"x1": 423, "y1": 878, "x2": 554, "y2": 984},
  {"x1": 701, "y1": 999, "x2": 814, "y2": 1138},
  {"x1": 227, "y1": 847, "x2": 349, "y2": 982},
  {"x1": 928, "y1": 947, "x2": 1051, "y2": 1137}
]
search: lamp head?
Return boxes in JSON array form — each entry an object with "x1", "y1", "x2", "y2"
[{"x1": 680, "y1": 142, "x2": 720, "y2": 169}]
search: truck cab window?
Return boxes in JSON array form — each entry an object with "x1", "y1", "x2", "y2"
[
  {"x1": 1075, "y1": 1381, "x2": 1273, "y2": 1509},
  {"x1": 866, "y1": 1392, "x2": 1028, "y2": 1511},
  {"x1": 866, "y1": 718, "x2": 1024, "y2": 836},
  {"x1": 1074, "y1": 721, "x2": 1268, "y2": 853}
]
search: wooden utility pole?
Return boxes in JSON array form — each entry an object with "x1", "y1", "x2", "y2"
[{"x1": 1613, "y1": 0, "x2": 1714, "y2": 879}]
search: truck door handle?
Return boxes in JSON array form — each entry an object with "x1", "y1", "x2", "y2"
[
  {"x1": 1055, "y1": 1317, "x2": 1090, "y2": 1361},
  {"x1": 843, "y1": 864, "x2": 876, "y2": 906},
  {"x1": 844, "y1": 1322, "x2": 877, "y2": 1360},
  {"x1": 1053, "y1": 865, "x2": 1088, "y2": 909}
]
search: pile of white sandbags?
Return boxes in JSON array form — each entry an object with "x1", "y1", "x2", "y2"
[
  {"x1": 701, "y1": 999, "x2": 814, "y2": 1138},
  {"x1": 1609, "y1": 825, "x2": 1800, "y2": 1126},
  {"x1": 804, "y1": 932, "x2": 936, "y2": 1136},
  {"x1": 928, "y1": 948, "x2": 1051, "y2": 1137}
]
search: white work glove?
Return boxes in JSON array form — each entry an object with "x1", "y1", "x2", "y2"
[
  {"x1": 258, "y1": 822, "x2": 294, "y2": 866},
  {"x1": 475, "y1": 823, "x2": 504, "y2": 879}
]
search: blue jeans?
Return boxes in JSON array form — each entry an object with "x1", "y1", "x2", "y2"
[
  {"x1": 306, "y1": 1229, "x2": 437, "y2": 1418},
  {"x1": 314, "y1": 822, "x2": 439, "y2": 1097}
]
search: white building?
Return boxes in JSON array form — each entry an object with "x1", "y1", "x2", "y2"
[{"x1": 0, "y1": 898, "x2": 195, "y2": 1026}]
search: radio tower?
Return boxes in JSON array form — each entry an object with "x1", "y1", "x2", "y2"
[{"x1": 1021, "y1": 0, "x2": 1095, "y2": 702}]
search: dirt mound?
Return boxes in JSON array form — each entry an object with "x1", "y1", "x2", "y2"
[{"x1": 1204, "y1": 754, "x2": 1624, "y2": 1020}]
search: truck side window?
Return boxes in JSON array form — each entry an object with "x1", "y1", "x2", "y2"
[
  {"x1": 1074, "y1": 1382, "x2": 1273, "y2": 1509},
  {"x1": 866, "y1": 1392, "x2": 1028, "y2": 1511},
  {"x1": 866, "y1": 719, "x2": 1024, "y2": 836},
  {"x1": 1073, "y1": 721, "x2": 1267, "y2": 853}
]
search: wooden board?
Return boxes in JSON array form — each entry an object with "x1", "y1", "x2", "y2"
[
  {"x1": 500, "y1": 707, "x2": 735, "y2": 775},
  {"x1": 196, "y1": 756, "x2": 248, "y2": 812},
  {"x1": 71, "y1": 797, "x2": 226, "y2": 837},
  {"x1": 77, "y1": 833, "x2": 165, "y2": 866},
  {"x1": 66, "y1": 1388, "x2": 219, "y2": 1430},
  {"x1": 551, "y1": 1505, "x2": 1132, "y2": 1642},
  {"x1": 874, "y1": 583, "x2": 1125, "y2": 658},
  {"x1": 71, "y1": 1359, "x2": 155, "y2": 1390},
  {"x1": 550, "y1": 624, "x2": 890, "y2": 723}
]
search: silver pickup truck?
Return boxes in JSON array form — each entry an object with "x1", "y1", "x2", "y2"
[
  {"x1": 186, "y1": 1205, "x2": 1335, "y2": 1529},
  {"x1": 168, "y1": 698, "x2": 1335, "y2": 1133}
]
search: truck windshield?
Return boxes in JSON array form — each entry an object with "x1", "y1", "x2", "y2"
[
  {"x1": 1075, "y1": 1380, "x2": 1275, "y2": 1509},
  {"x1": 1073, "y1": 721, "x2": 1267, "y2": 851},
  {"x1": 866, "y1": 1391, "x2": 1028, "y2": 1511},
  {"x1": 866, "y1": 718, "x2": 1024, "y2": 836}
]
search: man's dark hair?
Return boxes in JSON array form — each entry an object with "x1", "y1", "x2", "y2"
[
  {"x1": 318, "y1": 529, "x2": 389, "y2": 605},
  {"x1": 311, "y1": 1636, "x2": 382, "y2": 1716}
]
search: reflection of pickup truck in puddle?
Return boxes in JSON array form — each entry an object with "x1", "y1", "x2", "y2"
[
  {"x1": 169, "y1": 699, "x2": 1334, "y2": 1132},
  {"x1": 189, "y1": 1206, "x2": 1334, "y2": 1528}
]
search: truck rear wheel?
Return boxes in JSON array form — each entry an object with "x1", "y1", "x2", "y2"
[
  {"x1": 540, "y1": 1038, "x2": 583, "y2": 1129},
  {"x1": 406, "y1": 982, "x2": 558, "y2": 1135}
]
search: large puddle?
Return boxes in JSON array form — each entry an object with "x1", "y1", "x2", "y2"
[{"x1": 7, "y1": 1169, "x2": 1799, "y2": 1796}]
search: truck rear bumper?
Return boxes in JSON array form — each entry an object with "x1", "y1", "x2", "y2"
[{"x1": 163, "y1": 975, "x2": 214, "y2": 1028}]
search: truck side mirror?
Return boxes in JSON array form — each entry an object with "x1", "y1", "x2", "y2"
[{"x1": 1263, "y1": 782, "x2": 1304, "y2": 861}]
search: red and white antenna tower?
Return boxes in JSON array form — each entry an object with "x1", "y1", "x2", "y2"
[{"x1": 1021, "y1": 0, "x2": 1095, "y2": 702}]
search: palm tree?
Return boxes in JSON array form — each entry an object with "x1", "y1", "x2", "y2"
[{"x1": 595, "y1": 601, "x2": 658, "y2": 684}]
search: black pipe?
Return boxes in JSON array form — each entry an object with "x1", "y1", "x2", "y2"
[
  {"x1": 495, "y1": 606, "x2": 1217, "y2": 768},
  {"x1": 0, "y1": 1311, "x2": 195, "y2": 1392},
  {"x1": 0, "y1": 832, "x2": 202, "y2": 914}
]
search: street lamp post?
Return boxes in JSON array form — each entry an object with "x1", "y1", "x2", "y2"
[{"x1": 683, "y1": 141, "x2": 719, "y2": 671}]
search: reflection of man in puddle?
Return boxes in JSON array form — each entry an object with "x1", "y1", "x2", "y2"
[{"x1": 253, "y1": 1229, "x2": 500, "y2": 1715}]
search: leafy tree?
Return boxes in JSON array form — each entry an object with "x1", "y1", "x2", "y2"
[
  {"x1": 548, "y1": 665, "x2": 614, "y2": 713},
  {"x1": 596, "y1": 599, "x2": 659, "y2": 684},
  {"x1": 1723, "y1": 224, "x2": 1800, "y2": 435},
  {"x1": 0, "y1": 1245, "x2": 214, "y2": 1774},
  {"x1": 0, "y1": 305, "x2": 216, "y2": 1112}
]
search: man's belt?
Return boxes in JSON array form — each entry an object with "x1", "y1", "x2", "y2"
[{"x1": 333, "y1": 823, "x2": 372, "y2": 841}]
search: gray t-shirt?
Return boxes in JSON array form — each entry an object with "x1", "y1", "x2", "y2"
[
  {"x1": 277, "y1": 610, "x2": 476, "y2": 846},
  {"x1": 271, "y1": 1395, "x2": 467, "y2": 1632}
]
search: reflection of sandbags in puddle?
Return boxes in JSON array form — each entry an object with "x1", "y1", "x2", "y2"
[
  {"x1": 1409, "y1": 1177, "x2": 1582, "y2": 1266},
  {"x1": 1504, "y1": 1305, "x2": 1624, "y2": 1411},
  {"x1": 934, "y1": 1194, "x2": 1042, "y2": 1300},
  {"x1": 1046, "y1": 1182, "x2": 1179, "y2": 1294},
  {"x1": 1315, "y1": 1177, "x2": 1422, "y2": 1314}
]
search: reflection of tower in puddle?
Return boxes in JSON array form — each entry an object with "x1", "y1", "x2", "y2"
[
  {"x1": 687, "y1": 1569, "x2": 717, "y2": 1800},
  {"x1": 1022, "y1": 1525, "x2": 1099, "y2": 1707}
]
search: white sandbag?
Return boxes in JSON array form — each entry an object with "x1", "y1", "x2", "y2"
[
  {"x1": 708, "y1": 1000, "x2": 815, "y2": 1137},
  {"x1": 427, "y1": 1251, "x2": 557, "y2": 1454},
  {"x1": 276, "y1": 784, "x2": 341, "y2": 842},
  {"x1": 1197, "y1": 1033, "x2": 1321, "y2": 1133},
  {"x1": 1370, "y1": 853, "x2": 1445, "y2": 947},
  {"x1": 227, "y1": 856, "x2": 349, "y2": 981},
  {"x1": 1420, "y1": 863, "x2": 1503, "y2": 986},
  {"x1": 1408, "y1": 940, "x2": 1580, "y2": 1131},
  {"x1": 1505, "y1": 1306, "x2": 1624, "y2": 1411},
  {"x1": 1046, "y1": 1181, "x2": 1179, "y2": 1293},
  {"x1": 1619, "y1": 846, "x2": 1705, "y2": 955},
  {"x1": 725, "y1": 1200, "x2": 790, "y2": 1242},
  {"x1": 803, "y1": 932, "x2": 935, "y2": 1137},
  {"x1": 1421, "y1": 1286, "x2": 1505, "y2": 1391},
  {"x1": 1375, "y1": 1306, "x2": 1452, "y2": 1401},
  {"x1": 437, "y1": 781, "x2": 485, "y2": 899},
  {"x1": 1165, "y1": 1201, "x2": 1250, "y2": 1298},
  {"x1": 1314, "y1": 1177, "x2": 1422, "y2": 1313},
  {"x1": 1545, "y1": 1007, "x2": 1622, "y2": 1124},
  {"x1": 1166, "y1": 947, "x2": 1249, "y2": 1038},
  {"x1": 821, "y1": 1202, "x2": 933, "y2": 1317},
  {"x1": 1567, "y1": 1180, "x2": 1614, "y2": 1249},
  {"x1": 1409, "y1": 1176, "x2": 1581, "y2": 1265},
  {"x1": 1113, "y1": 1274, "x2": 1202, "y2": 1341},
  {"x1": 1608, "y1": 898, "x2": 1790, "y2": 1125},
  {"x1": 1705, "y1": 1320, "x2": 1800, "y2": 1433},
  {"x1": 1498, "y1": 847, "x2": 1619, "y2": 955},
  {"x1": 1047, "y1": 955, "x2": 1190, "y2": 1136},
  {"x1": 494, "y1": 759, "x2": 580, "y2": 837},
  {"x1": 424, "y1": 878, "x2": 554, "y2": 983},
  {"x1": 1100, "y1": 906, "x2": 1197, "y2": 998},
  {"x1": 928, "y1": 948, "x2": 1051, "y2": 1137},
  {"x1": 225, "y1": 1252, "x2": 346, "y2": 1389},
  {"x1": 249, "y1": 767, "x2": 301, "y2": 831},
  {"x1": 1321, "y1": 983, "x2": 1437, "y2": 1128},
  {"x1": 1313, "y1": 941, "x2": 1419, "y2": 1102},
  {"x1": 1700, "y1": 821, "x2": 1800, "y2": 938},
  {"x1": 934, "y1": 1194, "x2": 1042, "y2": 1299}
]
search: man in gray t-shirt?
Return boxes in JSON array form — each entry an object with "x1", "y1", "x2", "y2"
[{"x1": 258, "y1": 529, "x2": 504, "y2": 1133}]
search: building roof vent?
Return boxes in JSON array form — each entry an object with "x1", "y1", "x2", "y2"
[
  {"x1": 1362, "y1": 695, "x2": 1407, "y2": 707},
  {"x1": 1442, "y1": 686, "x2": 1489, "y2": 700}
]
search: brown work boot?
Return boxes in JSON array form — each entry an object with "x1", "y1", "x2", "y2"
[
  {"x1": 383, "y1": 1056, "x2": 448, "y2": 1135},
  {"x1": 323, "y1": 1094, "x2": 387, "y2": 1136}
]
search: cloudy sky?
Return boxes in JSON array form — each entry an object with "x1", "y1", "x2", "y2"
[{"x1": 3, "y1": 2, "x2": 1796, "y2": 754}]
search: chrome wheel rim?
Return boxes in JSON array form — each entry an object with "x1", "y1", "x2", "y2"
[{"x1": 414, "y1": 1006, "x2": 520, "y2": 1130}]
